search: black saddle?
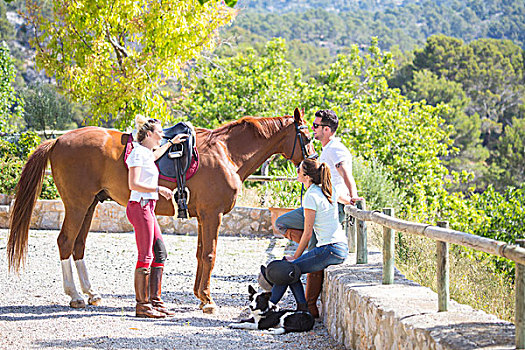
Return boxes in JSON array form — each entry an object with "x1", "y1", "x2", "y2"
[{"x1": 155, "y1": 122, "x2": 197, "y2": 219}]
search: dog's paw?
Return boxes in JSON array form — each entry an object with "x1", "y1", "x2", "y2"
[
  {"x1": 229, "y1": 322, "x2": 258, "y2": 330},
  {"x1": 262, "y1": 327, "x2": 286, "y2": 335}
]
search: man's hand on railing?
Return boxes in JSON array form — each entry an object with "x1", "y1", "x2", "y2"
[{"x1": 338, "y1": 193, "x2": 364, "y2": 205}]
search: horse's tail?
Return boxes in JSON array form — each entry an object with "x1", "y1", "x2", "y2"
[{"x1": 7, "y1": 139, "x2": 57, "y2": 273}]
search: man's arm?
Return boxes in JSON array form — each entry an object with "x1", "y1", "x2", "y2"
[{"x1": 335, "y1": 159, "x2": 359, "y2": 202}]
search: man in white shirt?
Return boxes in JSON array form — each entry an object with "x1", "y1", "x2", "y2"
[
  {"x1": 314, "y1": 109, "x2": 360, "y2": 210},
  {"x1": 273, "y1": 109, "x2": 361, "y2": 317}
]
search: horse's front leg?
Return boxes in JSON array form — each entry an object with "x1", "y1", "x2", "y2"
[
  {"x1": 195, "y1": 212, "x2": 222, "y2": 314},
  {"x1": 194, "y1": 220, "x2": 205, "y2": 308},
  {"x1": 72, "y1": 199, "x2": 102, "y2": 306}
]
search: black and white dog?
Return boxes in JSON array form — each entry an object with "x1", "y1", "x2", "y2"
[{"x1": 228, "y1": 285, "x2": 315, "y2": 335}]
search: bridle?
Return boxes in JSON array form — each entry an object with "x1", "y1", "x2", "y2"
[
  {"x1": 289, "y1": 119, "x2": 318, "y2": 205},
  {"x1": 290, "y1": 119, "x2": 318, "y2": 161}
]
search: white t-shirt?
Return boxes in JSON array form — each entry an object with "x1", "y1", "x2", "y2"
[
  {"x1": 319, "y1": 138, "x2": 352, "y2": 199},
  {"x1": 303, "y1": 184, "x2": 346, "y2": 247},
  {"x1": 125, "y1": 142, "x2": 159, "y2": 202}
]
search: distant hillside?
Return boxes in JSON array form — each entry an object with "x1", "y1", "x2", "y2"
[{"x1": 233, "y1": 0, "x2": 524, "y2": 52}]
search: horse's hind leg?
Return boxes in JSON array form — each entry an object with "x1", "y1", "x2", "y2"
[
  {"x1": 61, "y1": 256, "x2": 85, "y2": 308},
  {"x1": 58, "y1": 199, "x2": 96, "y2": 308},
  {"x1": 73, "y1": 198, "x2": 102, "y2": 306}
]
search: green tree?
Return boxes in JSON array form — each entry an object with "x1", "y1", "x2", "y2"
[
  {"x1": 0, "y1": 42, "x2": 23, "y2": 133},
  {"x1": 403, "y1": 69, "x2": 489, "y2": 190},
  {"x1": 491, "y1": 118, "x2": 525, "y2": 189},
  {"x1": 20, "y1": 82, "x2": 81, "y2": 137},
  {"x1": 178, "y1": 38, "x2": 307, "y2": 128},
  {"x1": 26, "y1": 0, "x2": 236, "y2": 127}
]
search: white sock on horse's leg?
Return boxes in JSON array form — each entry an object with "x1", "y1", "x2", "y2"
[
  {"x1": 75, "y1": 259, "x2": 102, "y2": 305},
  {"x1": 61, "y1": 257, "x2": 86, "y2": 308}
]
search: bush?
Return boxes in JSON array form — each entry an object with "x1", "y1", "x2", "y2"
[
  {"x1": 352, "y1": 156, "x2": 405, "y2": 210},
  {"x1": 0, "y1": 131, "x2": 59, "y2": 199},
  {"x1": 259, "y1": 161, "x2": 302, "y2": 208},
  {"x1": 0, "y1": 154, "x2": 23, "y2": 195}
]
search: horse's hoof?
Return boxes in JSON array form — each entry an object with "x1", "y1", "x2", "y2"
[
  {"x1": 202, "y1": 302, "x2": 217, "y2": 314},
  {"x1": 88, "y1": 295, "x2": 102, "y2": 306},
  {"x1": 70, "y1": 299, "x2": 86, "y2": 308},
  {"x1": 198, "y1": 301, "x2": 205, "y2": 310}
]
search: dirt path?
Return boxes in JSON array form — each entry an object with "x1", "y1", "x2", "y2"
[{"x1": 0, "y1": 229, "x2": 343, "y2": 349}]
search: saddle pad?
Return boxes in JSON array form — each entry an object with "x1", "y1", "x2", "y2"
[
  {"x1": 124, "y1": 134, "x2": 199, "y2": 184},
  {"x1": 158, "y1": 149, "x2": 199, "y2": 184}
]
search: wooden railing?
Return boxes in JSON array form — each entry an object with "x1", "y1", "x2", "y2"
[{"x1": 345, "y1": 200, "x2": 525, "y2": 349}]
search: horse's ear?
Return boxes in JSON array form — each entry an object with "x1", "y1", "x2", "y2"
[
  {"x1": 293, "y1": 107, "x2": 302, "y2": 122},
  {"x1": 248, "y1": 285, "x2": 257, "y2": 295}
]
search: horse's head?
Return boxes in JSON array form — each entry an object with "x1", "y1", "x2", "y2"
[{"x1": 282, "y1": 108, "x2": 316, "y2": 165}]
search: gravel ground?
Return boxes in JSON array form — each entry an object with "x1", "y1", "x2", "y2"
[{"x1": 0, "y1": 229, "x2": 344, "y2": 350}]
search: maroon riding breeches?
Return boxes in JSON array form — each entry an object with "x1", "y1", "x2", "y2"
[{"x1": 126, "y1": 200, "x2": 165, "y2": 269}]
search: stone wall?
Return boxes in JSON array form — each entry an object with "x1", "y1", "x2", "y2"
[
  {"x1": 321, "y1": 251, "x2": 515, "y2": 350},
  {"x1": 0, "y1": 196, "x2": 272, "y2": 235}
]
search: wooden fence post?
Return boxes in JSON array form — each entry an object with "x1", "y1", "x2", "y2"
[
  {"x1": 437, "y1": 221, "x2": 450, "y2": 312},
  {"x1": 516, "y1": 239, "x2": 525, "y2": 349},
  {"x1": 346, "y1": 209, "x2": 357, "y2": 253},
  {"x1": 356, "y1": 199, "x2": 367, "y2": 264},
  {"x1": 382, "y1": 208, "x2": 395, "y2": 284}
]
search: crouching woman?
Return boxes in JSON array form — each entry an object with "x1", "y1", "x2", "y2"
[{"x1": 267, "y1": 158, "x2": 348, "y2": 311}]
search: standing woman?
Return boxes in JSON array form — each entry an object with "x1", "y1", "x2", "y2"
[
  {"x1": 265, "y1": 158, "x2": 349, "y2": 311},
  {"x1": 126, "y1": 115, "x2": 187, "y2": 318}
]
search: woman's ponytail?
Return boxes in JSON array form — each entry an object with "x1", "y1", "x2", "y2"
[
  {"x1": 301, "y1": 159, "x2": 333, "y2": 203},
  {"x1": 133, "y1": 114, "x2": 160, "y2": 143},
  {"x1": 319, "y1": 163, "x2": 333, "y2": 204}
]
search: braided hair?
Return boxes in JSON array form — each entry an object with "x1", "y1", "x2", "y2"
[
  {"x1": 134, "y1": 114, "x2": 160, "y2": 143},
  {"x1": 301, "y1": 158, "x2": 333, "y2": 203}
]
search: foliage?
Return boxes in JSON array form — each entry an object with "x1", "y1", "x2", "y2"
[
  {"x1": 352, "y1": 156, "x2": 404, "y2": 211},
  {"x1": 0, "y1": 42, "x2": 23, "y2": 132},
  {"x1": 468, "y1": 186, "x2": 525, "y2": 280},
  {"x1": 0, "y1": 130, "x2": 58, "y2": 199},
  {"x1": 409, "y1": 36, "x2": 524, "y2": 128},
  {"x1": 176, "y1": 38, "x2": 455, "y2": 221},
  {"x1": 25, "y1": 0, "x2": 236, "y2": 127},
  {"x1": 307, "y1": 41, "x2": 453, "y2": 220},
  {"x1": 20, "y1": 82, "x2": 81, "y2": 137},
  {"x1": 177, "y1": 38, "x2": 306, "y2": 128},
  {"x1": 259, "y1": 162, "x2": 302, "y2": 208},
  {"x1": 232, "y1": 0, "x2": 524, "y2": 54},
  {"x1": 217, "y1": 26, "x2": 332, "y2": 79},
  {"x1": 201, "y1": 0, "x2": 238, "y2": 7},
  {"x1": 491, "y1": 118, "x2": 525, "y2": 190},
  {"x1": 391, "y1": 35, "x2": 525, "y2": 191},
  {"x1": 0, "y1": 1, "x2": 14, "y2": 42}
]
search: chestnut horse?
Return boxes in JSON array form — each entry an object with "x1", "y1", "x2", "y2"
[{"x1": 7, "y1": 108, "x2": 312, "y2": 313}]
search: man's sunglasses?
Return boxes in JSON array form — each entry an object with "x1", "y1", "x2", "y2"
[{"x1": 312, "y1": 123, "x2": 330, "y2": 129}]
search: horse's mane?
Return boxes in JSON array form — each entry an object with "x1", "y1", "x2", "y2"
[{"x1": 203, "y1": 115, "x2": 293, "y2": 145}]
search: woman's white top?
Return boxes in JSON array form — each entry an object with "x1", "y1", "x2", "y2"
[
  {"x1": 125, "y1": 142, "x2": 159, "y2": 201},
  {"x1": 303, "y1": 184, "x2": 346, "y2": 246}
]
